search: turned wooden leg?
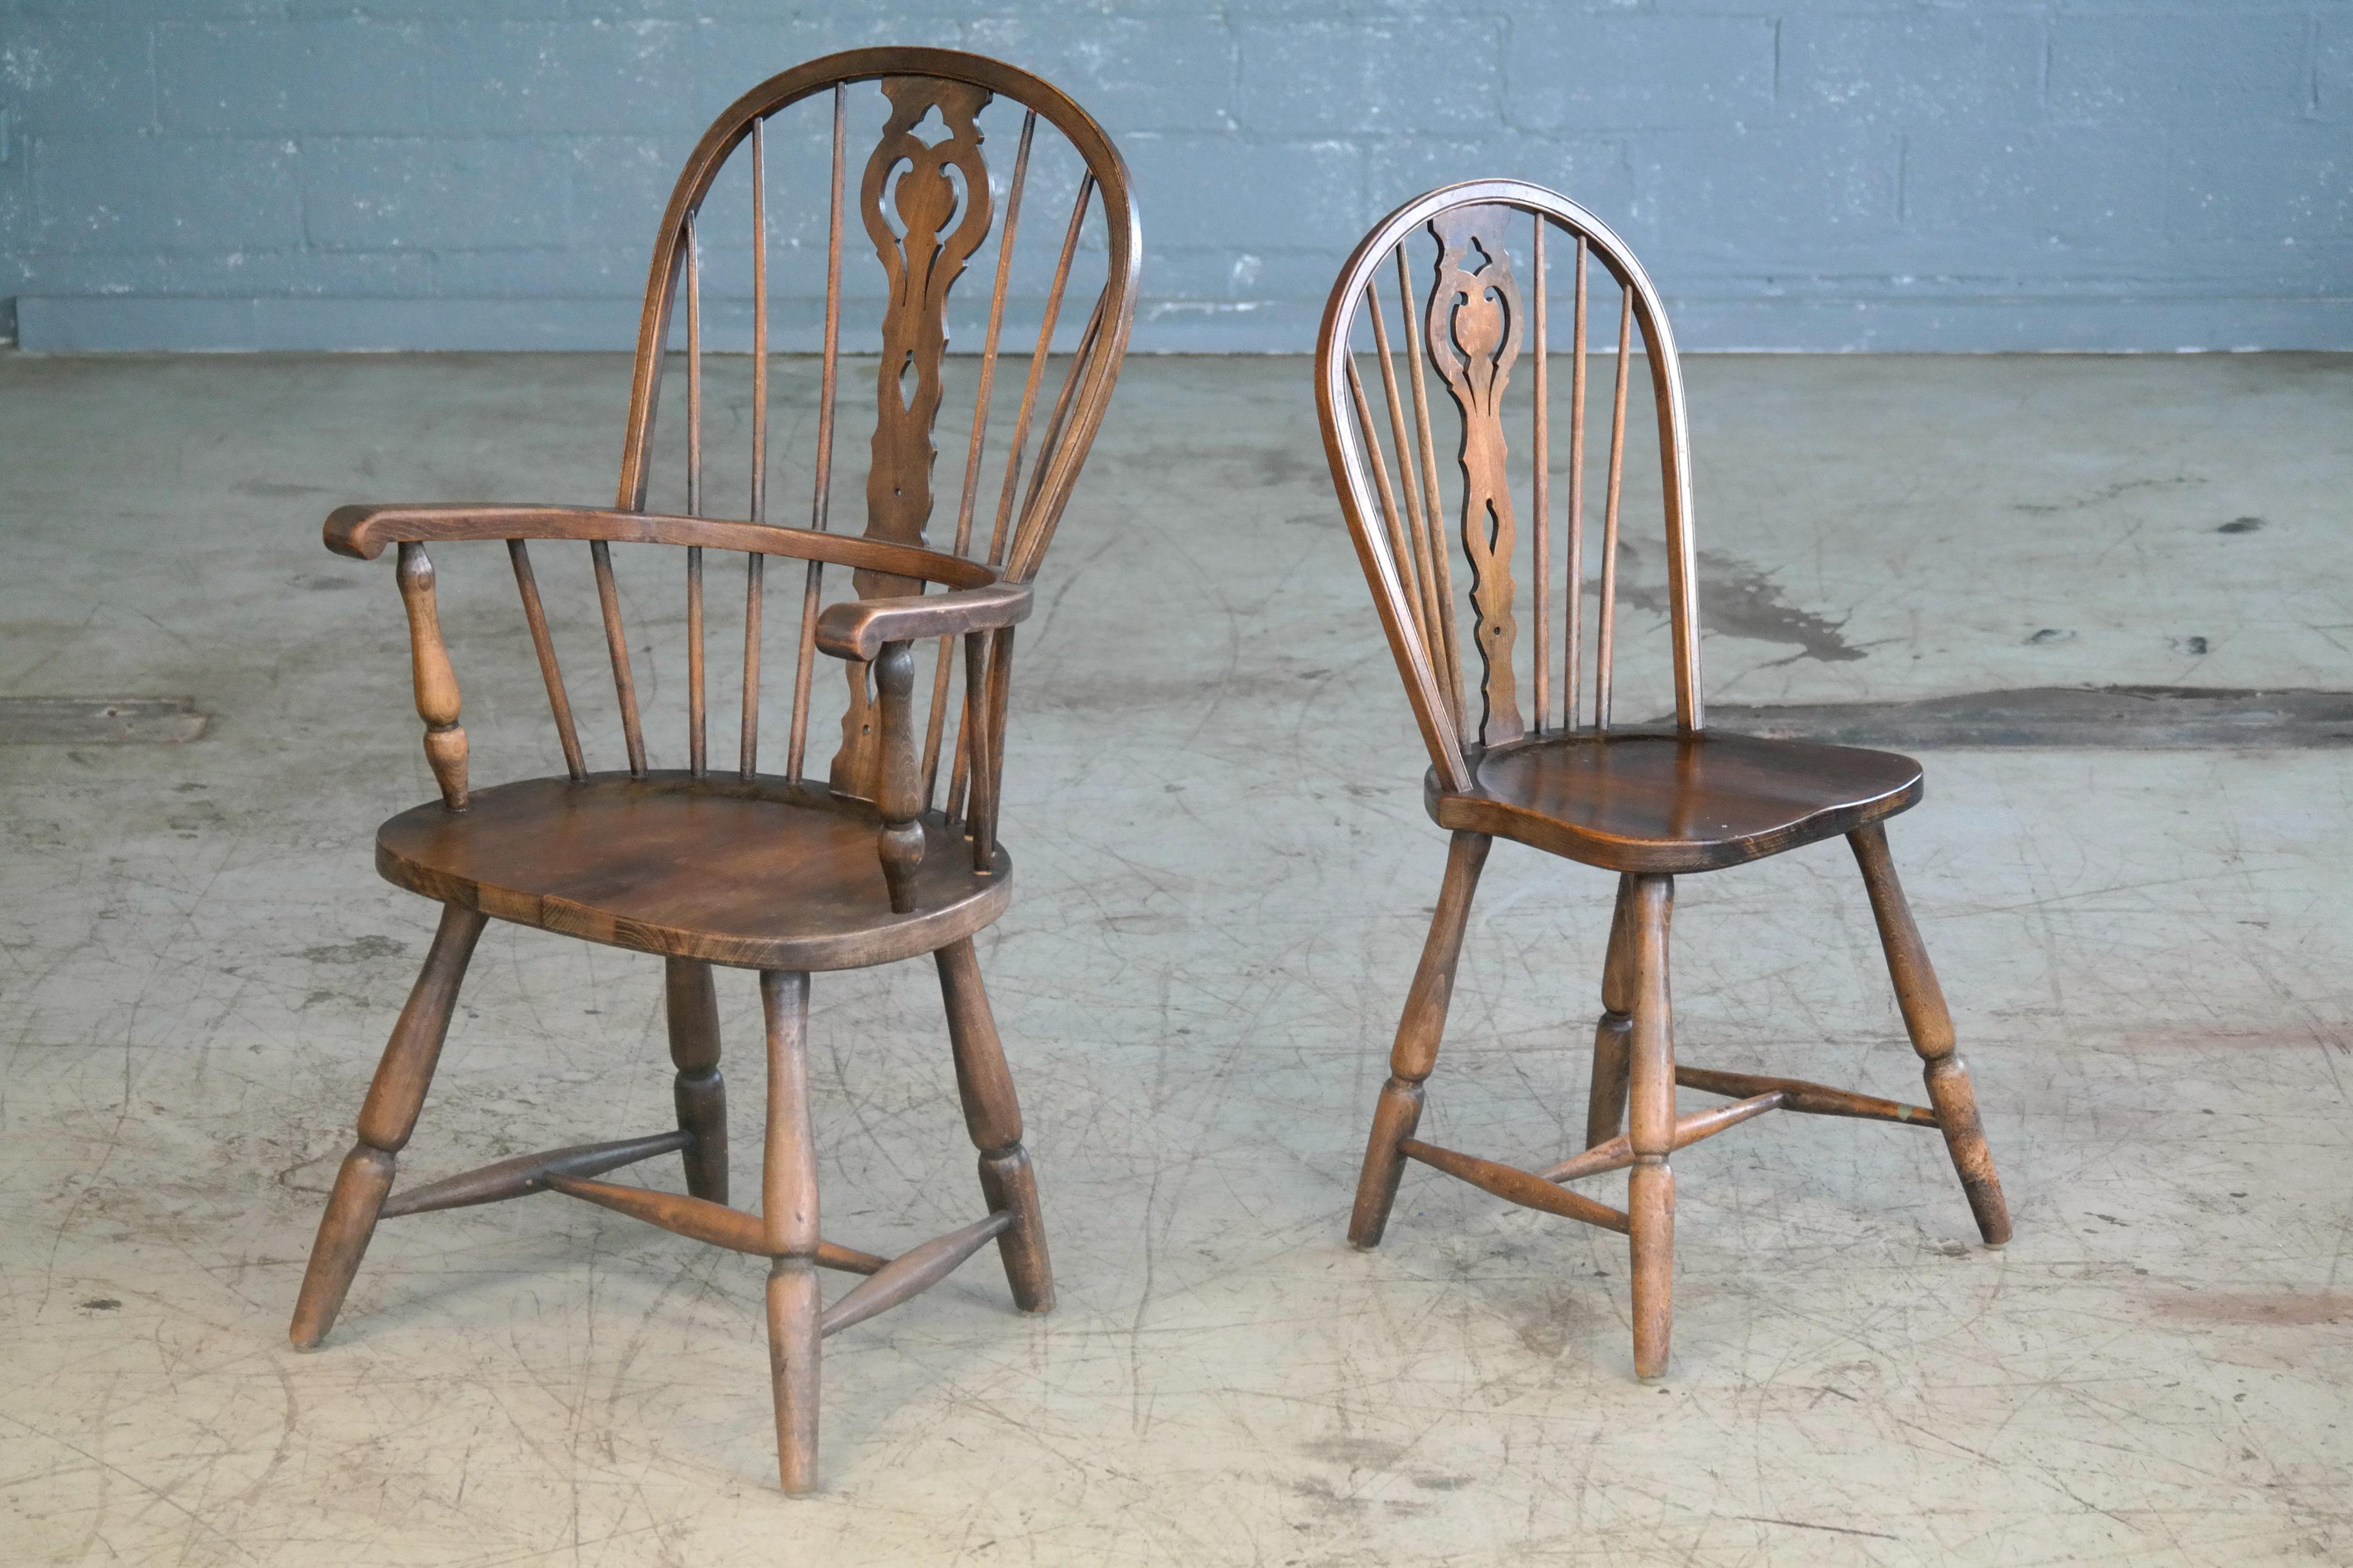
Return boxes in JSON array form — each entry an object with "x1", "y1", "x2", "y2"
[
  {"x1": 936, "y1": 937, "x2": 1052, "y2": 1312},
  {"x1": 1349, "y1": 831, "x2": 1492, "y2": 1250},
  {"x1": 1850, "y1": 825, "x2": 2012, "y2": 1247},
  {"x1": 664, "y1": 958, "x2": 728, "y2": 1203},
  {"x1": 1625, "y1": 875, "x2": 1676, "y2": 1381},
  {"x1": 1585, "y1": 875, "x2": 1637, "y2": 1149},
  {"x1": 760, "y1": 970, "x2": 822, "y2": 1494},
  {"x1": 289, "y1": 905, "x2": 488, "y2": 1350}
]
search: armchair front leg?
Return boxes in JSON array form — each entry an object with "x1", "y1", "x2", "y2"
[{"x1": 872, "y1": 641, "x2": 924, "y2": 914}]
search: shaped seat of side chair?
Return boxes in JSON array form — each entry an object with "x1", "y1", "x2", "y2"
[{"x1": 1434, "y1": 730, "x2": 1922, "y2": 875}]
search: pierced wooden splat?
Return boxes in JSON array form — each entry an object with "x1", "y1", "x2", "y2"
[
  {"x1": 861, "y1": 77, "x2": 995, "y2": 570},
  {"x1": 1422, "y1": 204, "x2": 1527, "y2": 747},
  {"x1": 835, "y1": 77, "x2": 997, "y2": 798}
]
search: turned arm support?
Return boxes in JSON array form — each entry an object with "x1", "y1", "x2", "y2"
[
  {"x1": 809, "y1": 590, "x2": 1029, "y2": 894},
  {"x1": 394, "y1": 543, "x2": 469, "y2": 810}
]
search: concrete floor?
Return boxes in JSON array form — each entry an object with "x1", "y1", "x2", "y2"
[{"x1": 2, "y1": 351, "x2": 2349, "y2": 1565}]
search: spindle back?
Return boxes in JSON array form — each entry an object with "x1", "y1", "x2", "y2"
[
  {"x1": 1315, "y1": 180, "x2": 1700, "y2": 796},
  {"x1": 498, "y1": 48, "x2": 1136, "y2": 818}
]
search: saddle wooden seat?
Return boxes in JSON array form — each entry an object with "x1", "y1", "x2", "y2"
[
  {"x1": 1434, "y1": 731, "x2": 1923, "y2": 874},
  {"x1": 1317, "y1": 179, "x2": 2010, "y2": 1381},
  {"x1": 378, "y1": 773, "x2": 1012, "y2": 972}
]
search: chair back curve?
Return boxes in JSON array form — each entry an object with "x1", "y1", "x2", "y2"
[
  {"x1": 1315, "y1": 179, "x2": 1700, "y2": 797},
  {"x1": 538, "y1": 48, "x2": 1139, "y2": 814}
]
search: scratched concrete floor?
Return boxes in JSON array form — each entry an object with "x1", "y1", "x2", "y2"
[{"x1": 2, "y1": 351, "x2": 2349, "y2": 1566}]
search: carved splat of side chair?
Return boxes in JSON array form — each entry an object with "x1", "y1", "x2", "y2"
[
  {"x1": 1315, "y1": 182, "x2": 2010, "y2": 1379},
  {"x1": 287, "y1": 49, "x2": 1138, "y2": 1491}
]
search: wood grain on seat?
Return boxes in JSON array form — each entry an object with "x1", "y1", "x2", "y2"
[
  {"x1": 378, "y1": 773, "x2": 1011, "y2": 971},
  {"x1": 1431, "y1": 731, "x2": 1923, "y2": 873}
]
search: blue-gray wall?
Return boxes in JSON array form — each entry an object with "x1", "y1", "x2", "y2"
[{"x1": 2, "y1": 2, "x2": 2347, "y2": 352}]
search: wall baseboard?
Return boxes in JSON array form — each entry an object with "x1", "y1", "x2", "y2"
[{"x1": 17, "y1": 292, "x2": 2353, "y2": 355}]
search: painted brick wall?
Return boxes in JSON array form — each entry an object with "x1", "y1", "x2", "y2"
[{"x1": 1, "y1": 2, "x2": 2345, "y2": 351}]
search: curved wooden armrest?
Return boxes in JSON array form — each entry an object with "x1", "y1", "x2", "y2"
[
  {"x1": 323, "y1": 503, "x2": 999, "y2": 590},
  {"x1": 812, "y1": 583, "x2": 1033, "y2": 663}
]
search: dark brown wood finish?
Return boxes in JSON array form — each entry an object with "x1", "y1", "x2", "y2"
[
  {"x1": 1317, "y1": 179, "x2": 2011, "y2": 1382},
  {"x1": 289, "y1": 49, "x2": 1139, "y2": 1495},
  {"x1": 664, "y1": 958, "x2": 729, "y2": 1201},
  {"x1": 289, "y1": 904, "x2": 486, "y2": 1350}
]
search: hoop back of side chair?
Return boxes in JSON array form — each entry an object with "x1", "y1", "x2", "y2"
[
  {"x1": 1315, "y1": 180, "x2": 1700, "y2": 795},
  {"x1": 519, "y1": 48, "x2": 1138, "y2": 817}
]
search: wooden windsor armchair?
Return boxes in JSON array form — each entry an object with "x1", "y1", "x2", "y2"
[
  {"x1": 1316, "y1": 180, "x2": 2010, "y2": 1379},
  {"x1": 286, "y1": 48, "x2": 1138, "y2": 1492}
]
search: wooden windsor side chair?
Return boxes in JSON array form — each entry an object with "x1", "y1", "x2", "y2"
[
  {"x1": 286, "y1": 48, "x2": 1138, "y2": 1492},
  {"x1": 1315, "y1": 180, "x2": 2010, "y2": 1379}
]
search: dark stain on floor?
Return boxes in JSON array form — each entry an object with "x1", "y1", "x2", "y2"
[
  {"x1": 1617, "y1": 548, "x2": 1866, "y2": 663},
  {"x1": 1705, "y1": 685, "x2": 2353, "y2": 748},
  {"x1": 297, "y1": 935, "x2": 408, "y2": 964}
]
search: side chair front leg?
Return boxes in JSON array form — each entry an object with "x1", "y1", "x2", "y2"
[
  {"x1": 1349, "y1": 829, "x2": 1492, "y2": 1250},
  {"x1": 290, "y1": 903, "x2": 488, "y2": 1349},
  {"x1": 1848, "y1": 825, "x2": 2012, "y2": 1246},
  {"x1": 1625, "y1": 875, "x2": 1678, "y2": 1381}
]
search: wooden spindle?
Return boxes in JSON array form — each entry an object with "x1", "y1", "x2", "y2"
[
  {"x1": 968, "y1": 627, "x2": 1013, "y2": 870},
  {"x1": 1397, "y1": 244, "x2": 1463, "y2": 736},
  {"x1": 1345, "y1": 356, "x2": 1429, "y2": 654},
  {"x1": 957, "y1": 632, "x2": 993, "y2": 865},
  {"x1": 506, "y1": 540, "x2": 585, "y2": 781},
  {"x1": 739, "y1": 556, "x2": 765, "y2": 778},
  {"x1": 943, "y1": 598, "x2": 1021, "y2": 835},
  {"x1": 589, "y1": 539, "x2": 646, "y2": 776},
  {"x1": 380, "y1": 1131, "x2": 689, "y2": 1218},
  {"x1": 873, "y1": 641, "x2": 924, "y2": 914},
  {"x1": 988, "y1": 173, "x2": 1093, "y2": 570},
  {"x1": 397, "y1": 542, "x2": 468, "y2": 809},
  {"x1": 687, "y1": 548, "x2": 706, "y2": 775},
  {"x1": 742, "y1": 116, "x2": 769, "y2": 780},
  {"x1": 1531, "y1": 218, "x2": 1550, "y2": 734},
  {"x1": 1004, "y1": 297, "x2": 1107, "y2": 581},
  {"x1": 686, "y1": 213, "x2": 706, "y2": 775},
  {"x1": 1565, "y1": 236, "x2": 1587, "y2": 732},
  {"x1": 1364, "y1": 272, "x2": 1441, "y2": 666},
  {"x1": 924, "y1": 110, "x2": 1036, "y2": 810},
  {"x1": 820, "y1": 1211, "x2": 1014, "y2": 1337},
  {"x1": 944, "y1": 673, "x2": 975, "y2": 830},
  {"x1": 786, "y1": 86, "x2": 846, "y2": 784},
  {"x1": 1398, "y1": 1139, "x2": 1630, "y2": 1234},
  {"x1": 1595, "y1": 283, "x2": 1632, "y2": 731}
]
